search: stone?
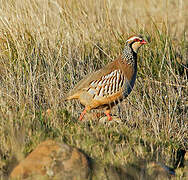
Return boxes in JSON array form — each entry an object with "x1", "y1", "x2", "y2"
[
  {"x1": 147, "y1": 162, "x2": 175, "y2": 179},
  {"x1": 10, "y1": 140, "x2": 91, "y2": 179},
  {"x1": 99, "y1": 116, "x2": 123, "y2": 125}
]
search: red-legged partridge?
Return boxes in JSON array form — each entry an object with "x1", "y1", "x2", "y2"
[{"x1": 65, "y1": 35, "x2": 147, "y2": 120}]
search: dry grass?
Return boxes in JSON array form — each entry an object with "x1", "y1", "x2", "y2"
[{"x1": 0, "y1": 0, "x2": 187, "y2": 179}]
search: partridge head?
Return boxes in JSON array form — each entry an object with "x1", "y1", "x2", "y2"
[{"x1": 65, "y1": 35, "x2": 147, "y2": 121}]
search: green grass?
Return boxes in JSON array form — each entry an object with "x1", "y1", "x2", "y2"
[{"x1": 0, "y1": 0, "x2": 187, "y2": 179}]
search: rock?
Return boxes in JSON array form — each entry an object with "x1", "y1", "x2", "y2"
[
  {"x1": 147, "y1": 162, "x2": 175, "y2": 179},
  {"x1": 183, "y1": 151, "x2": 188, "y2": 178},
  {"x1": 99, "y1": 116, "x2": 123, "y2": 125},
  {"x1": 185, "y1": 151, "x2": 188, "y2": 161},
  {"x1": 92, "y1": 162, "x2": 148, "y2": 180},
  {"x1": 10, "y1": 140, "x2": 183, "y2": 179},
  {"x1": 10, "y1": 140, "x2": 91, "y2": 179}
]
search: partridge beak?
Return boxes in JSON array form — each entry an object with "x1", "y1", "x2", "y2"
[{"x1": 140, "y1": 39, "x2": 147, "y2": 44}]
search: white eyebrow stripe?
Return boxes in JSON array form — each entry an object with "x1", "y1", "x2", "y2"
[{"x1": 126, "y1": 36, "x2": 141, "y2": 42}]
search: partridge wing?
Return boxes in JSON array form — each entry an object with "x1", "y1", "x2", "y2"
[{"x1": 86, "y1": 69, "x2": 126, "y2": 100}]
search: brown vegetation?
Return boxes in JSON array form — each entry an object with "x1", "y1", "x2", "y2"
[{"x1": 0, "y1": 0, "x2": 187, "y2": 179}]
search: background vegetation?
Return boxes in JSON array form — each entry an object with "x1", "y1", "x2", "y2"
[{"x1": 0, "y1": 0, "x2": 187, "y2": 179}]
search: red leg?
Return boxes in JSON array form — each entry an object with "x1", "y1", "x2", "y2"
[
  {"x1": 104, "y1": 110, "x2": 112, "y2": 121},
  {"x1": 79, "y1": 108, "x2": 87, "y2": 121}
]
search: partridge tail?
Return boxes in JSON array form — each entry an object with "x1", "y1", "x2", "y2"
[{"x1": 62, "y1": 93, "x2": 79, "y2": 101}]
